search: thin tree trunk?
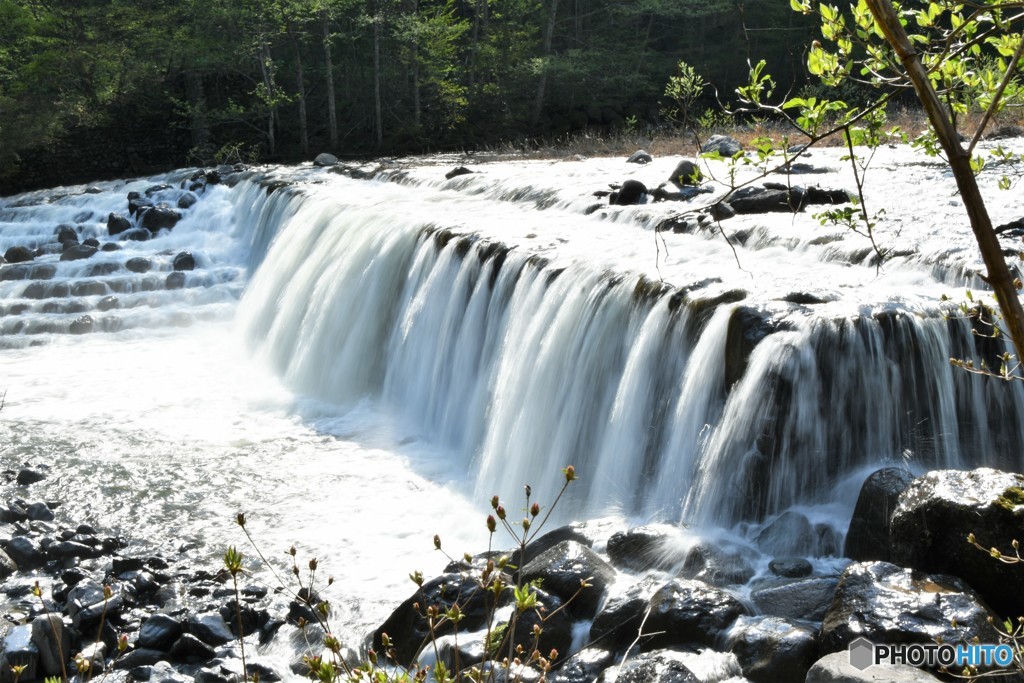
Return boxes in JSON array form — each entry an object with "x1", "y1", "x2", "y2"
[
  {"x1": 374, "y1": 15, "x2": 383, "y2": 146},
  {"x1": 865, "y1": 0, "x2": 1024, "y2": 366},
  {"x1": 258, "y1": 42, "x2": 277, "y2": 156},
  {"x1": 184, "y1": 70, "x2": 210, "y2": 151},
  {"x1": 323, "y1": 10, "x2": 338, "y2": 149},
  {"x1": 411, "y1": 0, "x2": 420, "y2": 127},
  {"x1": 288, "y1": 20, "x2": 309, "y2": 156},
  {"x1": 532, "y1": 0, "x2": 560, "y2": 126}
]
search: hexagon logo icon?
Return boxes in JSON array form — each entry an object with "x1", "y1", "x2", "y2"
[{"x1": 849, "y1": 637, "x2": 875, "y2": 671}]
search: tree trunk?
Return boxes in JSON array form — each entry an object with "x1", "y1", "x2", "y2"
[
  {"x1": 865, "y1": 0, "x2": 1024, "y2": 367},
  {"x1": 532, "y1": 0, "x2": 560, "y2": 126},
  {"x1": 289, "y1": 20, "x2": 309, "y2": 156},
  {"x1": 374, "y1": 15, "x2": 383, "y2": 147},
  {"x1": 323, "y1": 10, "x2": 338, "y2": 149},
  {"x1": 411, "y1": 0, "x2": 420, "y2": 128},
  {"x1": 184, "y1": 70, "x2": 210, "y2": 152},
  {"x1": 258, "y1": 42, "x2": 277, "y2": 156}
]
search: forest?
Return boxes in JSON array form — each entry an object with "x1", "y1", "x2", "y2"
[{"x1": 0, "y1": 0, "x2": 816, "y2": 193}]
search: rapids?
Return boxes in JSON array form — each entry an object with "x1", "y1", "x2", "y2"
[{"x1": 1, "y1": 142, "x2": 1022, "y2": 672}]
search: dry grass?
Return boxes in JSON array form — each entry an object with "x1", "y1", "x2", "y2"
[{"x1": 466, "y1": 106, "x2": 1024, "y2": 164}]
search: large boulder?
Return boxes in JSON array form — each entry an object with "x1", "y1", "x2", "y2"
[
  {"x1": 611, "y1": 180, "x2": 648, "y2": 206},
  {"x1": 589, "y1": 576, "x2": 661, "y2": 653},
  {"x1": 4, "y1": 246, "x2": 34, "y2": 264},
  {"x1": 756, "y1": 510, "x2": 817, "y2": 557},
  {"x1": 726, "y1": 186, "x2": 800, "y2": 214},
  {"x1": 60, "y1": 244, "x2": 97, "y2": 261},
  {"x1": 107, "y1": 212, "x2": 132, "y2": 236},
  {"x1": 519, "y1": 540, "x2": 615, "y2": 619},
  {"x1": 668, "y1": 159, "x2": 703, "y2": 186},
  {"x1": 819, "y1": 561, "x2": 999, "y2": 654},
  {"x1": 608, "y1": 649, "x2": 741, "y2": 683},
  {"x1": 643, "y1": 578, "x2": 749, "y2": 651},
  {"x1": 701, "y1": 134, "x2": 742, "y2": 158},
  {"x1": 845, "y1": 467, "x2": 915, "y2": 562},
  {"x1": 750, "y1": 576, "x2": 841, "y2": 622},
  {"x1": 626, "y1": 150, "x2": 653, "y2": 164},
  {"x1": 724, "y1": 615, "x2": 818, "y2": 683},
  {"x1": 678, "y1": 541, "x2": 756, "y2": 586},
  {"x1": 890, "y1": 468, "x2": 1024, "y2": 616},
  {"x1": 140, "y1": 206, "x2": 182, "y2": 232},
  {"x1": 313, "y1": 152, "x2": 338, "y2": 167}
]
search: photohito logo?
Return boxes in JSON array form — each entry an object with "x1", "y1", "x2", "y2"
[{"x1": 848, "y1": 637, "x2": 1014, "y2": 671}]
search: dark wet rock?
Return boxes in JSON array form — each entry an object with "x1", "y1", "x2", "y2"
[
  {"x1": 709, "y1": 201, "x2": 735, "y2": 221},
  {"x1": 16, "y1": 469, "x2": 46, "y2": 486},
  {"x1": 5, "y1": 537, "x2": 45, "y2": 569},
  {"x1": 725, "y1": 615, "x2": 818, "y2": 683},
  {"x1": 649, "y1": 184, "x2": 713, "y2": 203},
  {"x1": 668, "y1": 159, "x2": 703, "y2": 186},
  {"x1": 819, "y1": 561, "x2": 998, "y2": 654},
  {"x1": 727, "y1": 186, "x2": 800, "y2": 214},
  {"x1": 144, "y1": 183, "x2": 173, "y2": 197},
  {"x1": 644, "y1": 578, "x2": 749, "y2": 650},
  {"x1": 96, "y1": 296, "x2": 119, "y2": 312},
  {"x1": 129, "y1": 196, "x2": 155, "y2": 217},
  {"x1": 82, "y1": 238, "x2": 100, "y2": 248},
  {"x1": 845, "y1": 467, "x2": 914, "y2": 563},
  {"x1": 373, "y1": 571, "x2": 507, "y2": 666},
  {"x1": 774, "y1": 162, "x2": 832, "y2": 175},
  {"x1": 590, "y1": 576, "x2": 661, "y2": 652},
  {"x1": 165, "y1": 271, "x2": 186, "y2": 290},
  {"x1": 606, "y1": 524, "x2": 686, "y2": 571},
  {"x1": 805, "y1": 186, "x2": 851, "y2": 204},
  {"x1": 25, "y1": 502, "x2": 54, "y2": 522},
  {"x1": 170, "y1": 633, "x2": 215, "y2": 663},
  {"x1": 313, "y1": 152, "x2": 339, "y2": 167},
  {"x1": 4, "y1": 246, "x2": 35, "y2": 264},
  {"x1": 56, "y1": 224, "x2": 79, "y2": 244},
  {"x1": 101, "y1": 242, "x2": 122, "y2": 252},
  {"x1": 611, "y1": 649, "x2": 741, "y2": 683},
  {"x1": 0, "y1": 265, "x2": 30, "y2": 281},
  {"x1": 71, "y1": 281, "x2": 106, "y2": 297},
  {"x1": 87, "y1": 262, "x2": 120, "y2": 277},
  {"x1": 626, "y1": 150, "x2": 653, "y2": 164},
  {"x1": 756, "y1": 510, "x2": 816, "y2": 557},
  {"x1": 768, "y1": 557, "x2": 813, "y2": 578},
  {"x1": 69, "y1": 315, "x2": 94, "y2": 335},
  {"x1": 49, "y1": 541, "x2": 98, "y2": 560},
  {"x1": 138, "y1": 613, "x2": 183, "y2": 651},
  {"x1": 188, "y1": 613, "x2": 234, "y2": 647},
  {"x1": 548, "y1": 646, "x2": 615, "y2": 683},
  {"x1": 702, "y1": 134, "x2": 742, "y2": 158},
  {"x1": 31, "y1": 614, "x2": 69, "y2": 677},
  {"x1": 126, "y1": 257, "x2": 152, "y2": 273},
  {"x1": 890, "y1": 468, "x2": 1024, "y2": 617},
  {"x1": 140, "y1": 207, "x2": 182, "y2": 232},
  {"x1": 113, "y1": 648, "x2": 163, "y2": 671},
  {"x1": 520, "y1": 540, "x2": 614, "y2": 619},
  {"x1": 172, "y1": 251, "x2": 195, "y2": 271},
  {"x1": 751, "y1": 576, "x2": 839, "y2": 622},
  {"x1": 176, "y1": 193, "x2": 198, "y2": 210},
  {"x1": 725, "y1": 306, "x2": 789, "y2": 390},
  {"x1": 805, "y1": 651, "x2": 945, "y2": 682},
  {"x1": 107, "y1": 213, "x2": 133, "y2": 236},
  {"x1": 445, "y1": 166, "x2": 473, "y2": 179},
  {"x1": 60, "y1": 244, "x2": 97, "y2": 261},
  {"x1": 611, "y1": 179, "x2": 647, "y2": 206},
  {"x1": 679, "y1": 542, "x2": 756, "y2": 586},
  {"x1": 119, "y1": 228, "x2": 150, "y2": 242},
  {"x1": 505, "y1": 587, "x2": 573, "y2": 663}
]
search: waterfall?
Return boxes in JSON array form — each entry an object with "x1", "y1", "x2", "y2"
[{"x1": 234, "y1": 172, "x2": 1024, "y2": 527}]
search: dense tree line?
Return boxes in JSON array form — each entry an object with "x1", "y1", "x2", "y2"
[{"x1": 0, "y1": 0, "x2": 815, "y2": 190}]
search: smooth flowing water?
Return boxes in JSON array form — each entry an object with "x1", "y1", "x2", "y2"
[{"x1": 2, "y1": 144, "x2": 1023, "y2": 672}]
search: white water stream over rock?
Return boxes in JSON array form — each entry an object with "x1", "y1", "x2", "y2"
[{"x1": 2, "y1": 142, "x2": 1023, "y2": 675}]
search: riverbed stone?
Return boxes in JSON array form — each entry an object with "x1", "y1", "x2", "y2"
[
  {"x1": 819, "y1": 561, "x2": 998, "y2": 654},
  {"x1": 107, "y1": 213, "x2": 132, "y2": 235},
  {"x1": 768, "y1": 557, "x2": 812, "y2": 578},
  {"x1": 702, "y1": 134, "x2": 742, "y2": 158},
  {"x1": 890, "y1": 467, "x2": 1024, "y2": 616},
  {"x1": 170, "y1": 633, "x2": 215, "y2": 663},
  {"x1": 668, "y1": 159, "x2": 703, "y2": 186},
  {"x1": 31, "y1": 614, "x2": 69, "y2": 676},
  {"x1": 126, "y1": 257, "x2": 152, "y2": 273},
  {"x1": 140, "y1": 206, "x2": 182, "y2": 232},
  {"x1": 626, "y1": 150, "x2": 653, "y2": 164},
  {"x1": 805, "y1": 651, "x2": 945, "y2": 682},
  {"x1": 138, "y1": 613, "x2": 183, "y2": 651},
  {"x1": 165, "y1": 271, "x2": 186, "y2": 290},
  {"x1": 643, "y1": 578, "x2": 749, "y2": 651},
  {"x1": 313, "y1": 153, "x2": 338, "y2": 167},
  {"x1": 0, "y1": 624, "x2": 39, "y2": 683},
  {"x1": 188, "y1": 613, "x2": 234, "y2": 647},
  {"x1": 750, "y1": 576, "x2": 839, "y2": 622},
  {"x1": 172, "y1": 251, "x2": 195, "y2": 271},
  {"x1": 548, "y1": 646, "x2": 615, "y2": 683},
  {"x1": 679, "y1": 541, "x2": 756, "y2": 586},
  {"x1": 612, "y1": 179, "x2": 647, "y2": 206},
  {"x1": 756, "y1": 510, "x2": 816, "y2": 556},
  {"x1": 5, "y1": 537, "x2": 45, "y2": 569},
  {"x1": 16, "y1": 469, "x2": 46, "y2": 486},
  {"x1": 724, "y1": 615, "x2": 817, "y2": 683},
  {"x1": 606, "y1": 524, "x2": 686, "y2": 571}
]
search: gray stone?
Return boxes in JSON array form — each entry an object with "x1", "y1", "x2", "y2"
[
  {"x1": 750, "y1": 576, "x2": 839, "y2": 622},
  {"x1": 606, "y1": 524, "x2": 687, "y2": 571},
  {"x1": 125, "y1": 257, "x2": 152, "y2": 273},
  {"x1": 5, "y1": 537, "x2": 45, "y2": 569},
  {"x1": 644, "y1": 578, "x2": 749, "y2": 650},
  {"x1": 701, "y1": 134, "x2": 742, "y2": 158},
  {"x1": 313, "y1": 153, "x2": 338, "y2": 167},
  {"x1": 520, "y1": 540, "x2": 615, "y2": 619},
  {"x1": 30, "y1": 614, "x2": 69, "y2": 677},
  {"x1": 60, "y1": 244, "x2": 97, "y2": 261},
  {"x1": 668, "y1": 159, "x2": 703, "y2": 186},
  {"x1": 188, "y1": 613, "x2": 234, "y2": 647},
  {"x1": 169, "y1": 633, "x2": 215, "y2": 663},
  {"x1": 172, "y1": 251, "x2": 195, "y2": 271},
  {"x1": 165, "y1": 272, "x2": 186, "y2": 290},
  {"x1": 679, "y1": 542, "x2": 756, "y2": 586},
  {"x1": 0, "y1": 549, "x2": 16, "y2": 580},
  {"x1": 756, "y1": 510, "x2": 816, "y2": 556},
  {"x1": 626, "y1": 150, "x2": 653, "y2": 164},
  {"x1": 25, "y1": 502, "x2": 54, "y2": 522},
  {"x1": 138, "y1": 614, "x2": 182, "y2": 651},
  {"x1": 805, "y1": 651, "x2": 945, "y2": 682},
  {"x1": 107, "y1": 213, "x2": 133, "y2": 236},
  {"x1": 768, "y1": 557, "x2": 813, "y2": 578}
]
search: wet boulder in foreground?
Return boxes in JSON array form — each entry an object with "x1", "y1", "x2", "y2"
[
  {"x1": 805, "y1": 651, "x2": 945, "y2": 682},
  {"x1": 724, "y1": 615, "x2": 818, "y2": 683},
  {"x1": 818, "y1": 561, "x2": 998, "y2": 654},
  {"x1": 890, "y1": 467, "x2": 1024, "y2": 617},
  {"x1": 611, "y1": 179, "x2": 647, "y2": 206},
  {"x1": 668, "y1": 159, "x2": 703, "y2": 186},
  {"x1": 4, "y1": 246, "x2": 34, "y2": 263},
  {"x1": 106, "y1": 212, "x2": 132, "y2": 236}
]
